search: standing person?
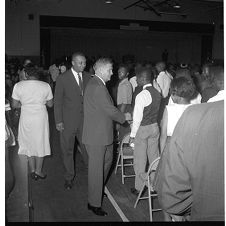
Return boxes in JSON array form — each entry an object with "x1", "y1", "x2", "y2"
[
  {"x1": 154, "y1": 61, "x2": 173, "y2": 124},
  {"x1": 117, "y1": 64, "x2": 133, "y2": 141},
  {"x1": 117, "y1": 64, "x2": 132, "y2": 113},
  {"x1": 11, "y1": 66, "x2": 53, "y2": 179},
  {"x1": 160, "y1": 77, "x2": 196, "y2": 154},
  {"x1": 54, "y1": 52, "x2": 90, "y2": 190},
  {"x1": 155, "y1": 100, "x2": 224, "y2": 221},
  {"x1": 82, "y1": 58, "x2": 130, "y2": 216},
  {"x1": 129, "y1": 67, "x2": 161, "y2": 196}
]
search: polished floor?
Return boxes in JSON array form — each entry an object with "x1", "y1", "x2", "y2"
[{"x1": 6, "y1": 108, "x2": 164, "y2": 222}]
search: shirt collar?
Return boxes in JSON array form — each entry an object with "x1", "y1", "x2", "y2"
[
  {"x1": 143, "y1": 83, "x2": 152, "y2": 90},
  {"x1": 95, "y1": 75, "x2": 105, "y2": 85},
  {"x1": 71, "y1": 68, "x2": 82, "y2": 77}
]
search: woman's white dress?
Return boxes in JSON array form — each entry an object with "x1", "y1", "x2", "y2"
[{"x1": 12, "y1": 80, "x2": 53, "y2": 157}]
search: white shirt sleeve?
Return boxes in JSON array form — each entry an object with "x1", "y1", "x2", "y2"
[
  {"x1": 130, "y1": 90, "x2": 152, "y2": 137},
  {"x1": 156, "y1": 73, "x2": 164, "y2": 93},
  {"x1": 12, "y1": 83, "x2": 20, "y2": 100},
  {"x1": 46, "y1": 84, "x2": 53, "y2": 101}
]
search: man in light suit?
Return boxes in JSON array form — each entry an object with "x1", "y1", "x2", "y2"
[
  {"x1": 82, "y1": 58, "x2": 131, "y2": 216},
  {"x1": 54, "y1": 52, "x2": 90, "y2": 190}
]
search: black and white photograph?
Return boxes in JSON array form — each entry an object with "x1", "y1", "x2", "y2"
[{"x1": 5, "y1": 0, "x2": 224, "y2": 222}]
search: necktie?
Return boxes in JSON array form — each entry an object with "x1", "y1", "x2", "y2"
[{"x1": 78, "y1": 72, "x2": 83, "y2": 94}]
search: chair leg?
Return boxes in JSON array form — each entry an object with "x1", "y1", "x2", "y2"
[
  {"x1": 148, "y1": 185, "x2": 153, "y2": 221},
  {"x1": 115, "y1": 152, "x2": 121, "y2": 174},
  {"x1": 134, "y1": 183, "x2": 145, "y2": 208},
  {"x1": 121, "y1": 156, "x2": 124, "y2": 184}
]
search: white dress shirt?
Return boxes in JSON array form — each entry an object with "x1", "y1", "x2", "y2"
[
  {"x1": 71, "y1": 68, "x2": 82, "y2": 85},
  {"x1": 207, "y1": 90, "x2": 224, "y2": 102},
  {"x1": 130, "y1": 84, "x2": 152, "y2": 138},
  {"x1": 156, "y1": 71, "x2": 173, "y2": 98},
  {"x1": 129, "y1": 76, "x2": 137, "y2": 92}
]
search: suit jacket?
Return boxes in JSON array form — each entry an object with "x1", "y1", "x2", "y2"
[
  {"x1": 155, "y1": 100, "x2": 224, "y2": 221},
  {"x1": 82, "y1": 76, "x2": 125, "y2": 146},
  {"x1": 54, "y1": 69, "x2": 90, "y2": 131}
]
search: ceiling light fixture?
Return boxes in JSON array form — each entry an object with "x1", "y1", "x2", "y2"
[
  {"x1": 105, "y1": 0, "x2": 113, "y2": 3},
  {"x1": 173, "y1": 1, "x2": 181, "y2": 9}
]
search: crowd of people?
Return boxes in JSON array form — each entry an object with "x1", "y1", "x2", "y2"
[{"x1": 5, "y1": 52, "x2": 224, "y2": 221}]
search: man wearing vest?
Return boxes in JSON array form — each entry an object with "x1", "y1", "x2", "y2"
[{"x1": 129, "y1": 67, "x2": 161, "y2": 195}]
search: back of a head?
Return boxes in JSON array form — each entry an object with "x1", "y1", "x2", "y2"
[
  {"x1": 136, "y1": 67, "x2": 153, "y2": 83},
  {"x1": 156, "y1": 61, "x2": 166, "y2": 72},
  {"x1": 24, "y1": 65, "x2": 40, "y2": 80},
  {"x1": 175, "y1": 68, "x2": 192, "y2": 80},
  {"x1": 93, "y1": 58, "x2": 112, "y2": 74},
  {"x1": 170, "y1": 77, "x2": 196, "y2": 101}
]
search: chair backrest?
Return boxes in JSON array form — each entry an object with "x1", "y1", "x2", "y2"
[
  {"x1": 120, "y1": 132, "x2": 134, "y2": 154},
  {"x1": 120, "y1": 132, "x2": 131, "y2": 149},
  {"x1": 147, "y1": 157, "x2": 160, "y2": 183}
]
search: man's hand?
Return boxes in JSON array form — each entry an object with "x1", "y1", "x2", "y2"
[
  {"x1": 124, "y1": 112, "x2": 132, "y2": 121},
  {"x1": 129, "y1": 137, "x2": 135, "y2": 148},
  {"x1": 56, "y1": 122, "x2": 64, "y2": 132}
]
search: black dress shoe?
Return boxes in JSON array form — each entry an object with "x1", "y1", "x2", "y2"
[
  {"x1": 34, "y1": 173, "x2": 47, "y2": 180},
  {"x1": 87, "y1": 203, "x2": 108, "y2": 216},
  {"x1": 64, "y1": 180, "x2": 73, "y2": 190}
]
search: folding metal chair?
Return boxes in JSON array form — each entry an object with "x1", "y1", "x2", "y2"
[
  {"x1": 134, "y1": 157, "x2": 161, "y2": 221},
  {"x1": 114, "y1": 132, "x2": 135, "y2": 184}
]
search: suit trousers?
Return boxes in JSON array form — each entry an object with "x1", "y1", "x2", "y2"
[
  {"x1": 134, "y1": 123, "x2": 159, "y2": 191},
  {"x1": 85, "y1": 144, "x2": 113, "y2": 207},
  {"x1": 60, "y1": 124, "x2": 88, "y2": 181}
]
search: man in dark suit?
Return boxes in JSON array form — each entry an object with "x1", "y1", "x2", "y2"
[
  {"x1": 54, "y1": 52, "x2": 90, "y2": 190},
  {"x1": 82, "y1": 58, "x2": 131, "y2": 216}
]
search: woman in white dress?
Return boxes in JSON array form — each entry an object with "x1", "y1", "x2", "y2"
[{"x1": 11, "y1": 66, "x2": 53, "y2": 180}]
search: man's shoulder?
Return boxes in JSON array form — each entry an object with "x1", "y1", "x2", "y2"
[
  {"x1": 83, "y1": 71, "x2": 92, "y2": 77},
  {"x1": 181, "y1": 101, "x2": 224, "y2": 122},
  {"x1": 57, "y1": 70, "x2": 71, "y2": 80}
]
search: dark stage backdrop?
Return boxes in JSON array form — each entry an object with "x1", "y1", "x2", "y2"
[{"x1": 49, "y1": 27, "x2": 202, "y2": 65}]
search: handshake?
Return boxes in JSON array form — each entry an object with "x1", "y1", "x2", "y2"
[{"x1": 124, "y1": 112, "x2": 132, "y2": 122}]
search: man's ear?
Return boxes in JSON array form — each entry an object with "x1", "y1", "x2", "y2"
[{"x1": 71, "y1": 61, "x2": 74, "y2": 66}]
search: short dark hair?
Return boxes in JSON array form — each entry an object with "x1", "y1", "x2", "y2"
[
  {"x1": 136, "y1": 67, "x2": 153, "y2": 83},
  {"x1": 170, "y1": 77, "x2": 196, "y2": 101},
  {"x1": 71, "y1": 52, "x2": 85, "y2": 60},
  {"x1": 118, "y1": 64, "x2": 129, "y2": 73},
  {"x1": 24, "y1": 65, "x2": 40, "y2": 79}
]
